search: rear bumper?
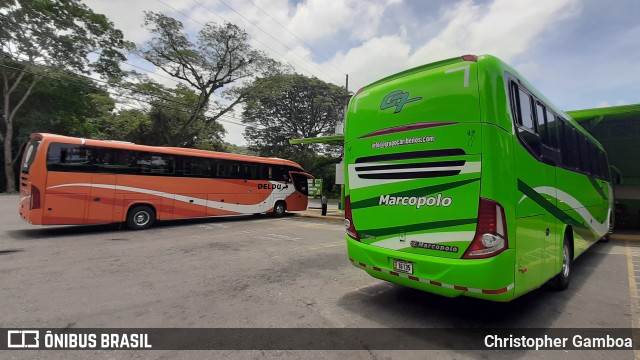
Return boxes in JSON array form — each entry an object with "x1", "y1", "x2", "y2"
[{"x1": 347, "y1": 237, "x2": 516, "y2": 301}]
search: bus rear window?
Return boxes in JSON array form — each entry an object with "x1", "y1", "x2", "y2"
[{"x1": 21, "y1": 138, "x2": 41, "y2": 174}]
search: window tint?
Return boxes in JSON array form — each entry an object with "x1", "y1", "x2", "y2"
[
  {"x1": 47, "y1": 143, "x2": 93, "y2": 172},
  {"x1": 139, "y1": 153, "x2": 175, "y2": 175},
  {"x1": 587, "y1": 141, "x2": 598, "y2": 176},
  {"x1": 110, "y1": 148, "x2": 138, "y2": 174},
  {"x1": 546, "y1": 111, "x2": 559, "y2": 149},
  {"x1": 178, "y1": 156, "x2": 213, "y2": 177},
  {"x1": 517, "y1": 88, "x2": 535, "y2": 130},
  {"x1": 599, "y1": 150, "x2": 610, "y2": 181},
  {"x1": 559, "y1": 120, "x2": 569, "y2": 166},
  {"x1": 578, "y1": 135, "x2": 590, "y2": 174},
  {"x1": 21, "y1": 138, "x2": 41, "y2": 174},
  {"x1": 273, "y1": 166, "x2": 291, "y2": 182},
  {"x1": 535, "y1": 103, "x2": 548, "y2": 144},
  {"x1": 44, "y1": 142, "x2": 292, "y2": 180},
  {"x1": 291, "y1": 173, "x2": 309, "y2": 196}
]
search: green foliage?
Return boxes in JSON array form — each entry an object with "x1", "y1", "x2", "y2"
[
  {"x1": 135, "y1": 12, "x2": 282, "y2": 147},
  {"x1": 242, "y1": 74, "x2": 349, "y2": 186},
  {"x1": 0, "y1": 0, "x2": 131, "y2": 191},
  {"x1": 0, "y1": 0, "x2": 131, "y2": 76},
  {"x1": 222, "y1": 142, "x2": 258, "y2": 156},
  {"x1": 15, "y1": 70, "x2": 114, "y2": 139},
  {"x1": 94, "y1": 82, "x2": 226, "y2": 150}
]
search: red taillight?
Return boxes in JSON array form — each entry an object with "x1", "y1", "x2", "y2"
[
  {"x1": 462, "y1": 198, "x2": 507, "y2": 259},
  {"x1": 344, "y1": 195, "x2": 360, "y2": 241},
  {"x1": 461, "y1": 54, "x2": 478, "y2": 62},
  {"x1": 354, "y1": 87, "x2": 365, "y2": 96},
  {"x1": 30, "y1": 185, "x2": 41, "y2": 210}
]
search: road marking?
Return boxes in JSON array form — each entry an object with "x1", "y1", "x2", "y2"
[{"x1": 625, "y1": 242, "x2": 640, "y2": 360}]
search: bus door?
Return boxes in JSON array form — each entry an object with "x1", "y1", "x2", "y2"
[{"x1": 86, "y1": 174, "x2": 116, "y2": 224}]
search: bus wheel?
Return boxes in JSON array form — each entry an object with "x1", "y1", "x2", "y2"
[
  {"x1": 552, "y1": 234, "x2": 572, "y2": 290},
  {"x1": 126, "y1": 205, "x2": 156, "y2": 230},
  {"x1": 272, "y1": 201, "x2": 286, "y2": 218},
  {"x1": 600, "y1": 233, "x2": 610, "y2": 243}
]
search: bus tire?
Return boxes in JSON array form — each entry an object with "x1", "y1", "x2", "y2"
[
  {"x1": 272, "y1": 201, "x2": 286, "y2": 218},
  {"x1": 126, "y1": 205, "x2": 156, "y2": 230},
  {"x1": 600, "y1": 233, "x2": 610, "y2": 243},
  {"x1": 552, "y1": 234, "x2": 572, "y2": 290}
]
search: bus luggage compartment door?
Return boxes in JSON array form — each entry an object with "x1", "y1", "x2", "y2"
[{"x1": 85, "y1": 174, "x2": 116, "y2": 224}]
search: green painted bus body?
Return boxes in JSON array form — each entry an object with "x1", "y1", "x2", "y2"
[{"x1": 344, "y1": 55, "x2": 612, "y2": 301}]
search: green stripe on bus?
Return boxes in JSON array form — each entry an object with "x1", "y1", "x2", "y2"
[
  {"x1": 360, "y1": 218, "x2": 477, "y2": 238},
  {"x1": 351, "y1": 178, "x2": 480, "y2": 209},
  {"x1": 517, "y1": 179, "x2": 591, "y2": 236}
]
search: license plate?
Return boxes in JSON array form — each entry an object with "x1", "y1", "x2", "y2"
[{"x1": 393, "y1": 259, "x2": 413, "y2": 274}]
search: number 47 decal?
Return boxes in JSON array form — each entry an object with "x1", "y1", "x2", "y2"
[{"x1": 445, "y1": 65, "x2": 470, "y2": 88}]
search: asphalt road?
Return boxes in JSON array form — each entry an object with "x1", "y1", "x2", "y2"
[{"x1": 0, "y1": 194, "x2": 637, "y2": 359}]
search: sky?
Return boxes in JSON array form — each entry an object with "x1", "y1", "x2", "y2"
[{"x1": 83, "y1": 0, "x2": 640, "y2": 146}]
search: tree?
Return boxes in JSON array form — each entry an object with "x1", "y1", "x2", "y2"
[
  {"x1": 95, "y1": 81, "x2": 226, "y2": 150},
  {"x1": 136, "y1": 12, "x2": 281, "y2": 147},
  {"x1": 0, "y1": 65, "x2": 114, "y2": 191},
  {"x1": 242, "y1": 74, "x2": 349, "y2": 167},
  {"x1": 0, "y1": 0, "x2": 131, "y2": 191}
]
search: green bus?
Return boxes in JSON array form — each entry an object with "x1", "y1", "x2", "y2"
[{"x1": 343, "y1": 54, "x2": 613, "y2": 301}]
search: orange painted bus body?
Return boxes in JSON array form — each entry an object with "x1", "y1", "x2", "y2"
[{"x1": 19, "y1": 133, "x2": 312, "y2": 226}]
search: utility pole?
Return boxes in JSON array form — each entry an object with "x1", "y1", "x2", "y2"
[{"x1": 339, "y1": 74, "x2": 349, "y2": 211}]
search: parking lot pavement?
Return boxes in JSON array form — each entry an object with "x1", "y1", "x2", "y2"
[{"x1": 0, "y1": 194, "x2": 636, "y2": 359}]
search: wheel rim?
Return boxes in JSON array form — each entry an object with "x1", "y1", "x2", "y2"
[
  {"x1": 133, "y1": 210, "x2": 150, "y2": 226},
  {"x1": 562, "y1": 244, "x2": 570, "y2": 277},
  {"x1": 276, "y1": 204, "x2": 284, "y2": 215}
]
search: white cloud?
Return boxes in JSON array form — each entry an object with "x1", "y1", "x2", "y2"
[
  {"x1": 328, "y1": 35, "x2": 412, "y2": 90},
  {"x1": 409, "y1": 0, "x2": 579, "y2": 66},
  {"x1": 80, "y1": 0, "x2": 636, "y2": 144},
  {"x1": 287, "y1": 0, "x2": 399, "y2": 42},
  {"x1": 324, "y1": 0, "x2": 580, "y2": 91}
]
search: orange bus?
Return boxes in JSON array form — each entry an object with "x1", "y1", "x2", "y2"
[{"x1": 18, "y1": 133, "x2": 313, "y2": 230}]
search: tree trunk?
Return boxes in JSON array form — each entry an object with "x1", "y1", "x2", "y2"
[{"x1": 4, "y1": 122, "x2": 16, "y2": 192}]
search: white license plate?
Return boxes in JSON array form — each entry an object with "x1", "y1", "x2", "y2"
[{"x1": 393, "y1": 259, "x2": 413, "y2": 274}]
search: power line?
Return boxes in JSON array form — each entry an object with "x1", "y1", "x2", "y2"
[
  {"x1": 200, "y1": 0, "x2": 344, "y2": 84},
  {"x1": 86, "y1": 50, "x2": 250, "y2": 124},
  {"x1": 0, "y1": 62, "x2": 251, "y2": 128},
  {"x1": 245, "y1": 0, "x2": 348, "y2": 77},
  {"x1": 155, "y1": 0, "x2": 337, "y2": 84},
  {"x1": 88, "y1": 50, "x2": 182, "y2": 85}
]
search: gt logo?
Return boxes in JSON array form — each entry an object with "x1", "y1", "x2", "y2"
[{"x1": 380, "y1": 90, "x2": 422, "y2": 114}]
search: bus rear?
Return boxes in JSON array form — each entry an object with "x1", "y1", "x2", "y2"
[
  {"x1": 344, "y1": 55, "x2": 515, "y2": 301},
  {"x1": 18, "y1": 134, "x2": 45, "y2": 224}
]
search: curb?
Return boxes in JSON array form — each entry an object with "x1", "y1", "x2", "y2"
[
  {"x1": 611, "y1": 234, "x2": 640, "y2": 242},
  {"x1": 293, "y1": 212, "x2": 344, "y2": 222}
]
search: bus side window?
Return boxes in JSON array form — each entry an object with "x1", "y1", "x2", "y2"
[
  {"x1": 535, "y1": 103, "x2": 548, "y2": 145},
  {"x1": 513, "y1": 85, "x2": 542, "y2": 157},
  {"x1": 546, "y1": 111, "x2": 560, "y2": 149},
  {"x1": 517, "y1": 88, "x2": 535, "y2": 131},
  {"x1": 47, "y1": 143, "x2": 92, "y2": 172},
  {"x1": 112, "y1": 148, "x2": 138, "y2": 174},
  {"x1": 577, "y1": 135, "x2": 590, "y2": 175},
  {"x1": 570, "y1": 129, "x2": 582, "y2": 171}
]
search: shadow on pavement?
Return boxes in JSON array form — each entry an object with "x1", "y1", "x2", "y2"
[
  {"x1": 337, "y1": 242, "x2": 613, "y2": 358},
  {"x1": 5, "y1": 213, "x2": 292, "y2": 240}
]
